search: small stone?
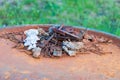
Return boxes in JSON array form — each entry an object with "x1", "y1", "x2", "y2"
[
  {"x1": 68, "y1": 50, "x2": 76, "y2": 56},
  {"x1": 32, "y1": 47, "x2": 42, "y2": 58}
]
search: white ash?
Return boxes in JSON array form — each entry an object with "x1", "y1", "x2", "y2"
[
  {"x1": 24, "y1": 29, "x2": 40, "y2": 50},
  {"x1": 24, "y1": 29, "x2": 39, "y2": 37}
]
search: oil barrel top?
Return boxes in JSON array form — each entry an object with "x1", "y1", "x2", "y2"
[{"x1": 0, "y1": 25, "x2": 120, "y2": 80}]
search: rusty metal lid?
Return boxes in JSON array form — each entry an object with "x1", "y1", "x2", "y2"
[{"x1": 0, "y1": 24, "x2": 120, "y2": 80}]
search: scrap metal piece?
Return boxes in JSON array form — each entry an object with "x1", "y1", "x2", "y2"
[
  {"x1": 62, "y1": 46, "x2": 76, "y2": 56},
  {"x1": 38, "y1": 25, "x2": 64, "y2": 48},
  {"x1": 62, "y1": 41, "x2": 84, "y2": 50},
  {"x1": 48, "y1": 24, "x2": 63, "y2": 34},
  {"x1": 62, "y1": 41, "x2": 84, "y2": 56},
  {"x1": 38, "y1": 34, "x2": 54, "y2": 48},
  {"x1": 53, "y1": 47, "x2": 62, "y2": 57},
  {"x1": 53, "y1": 28, "x2": 81, "y2": 41}
]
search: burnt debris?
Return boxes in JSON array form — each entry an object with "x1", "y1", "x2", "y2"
[{"x1": 0, "y1": 25, "x2": 113, "y2": 58}]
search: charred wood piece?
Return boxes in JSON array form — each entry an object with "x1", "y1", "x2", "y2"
[{"x1": 38, "y1": 25, "x2": 64, "y2": 48}]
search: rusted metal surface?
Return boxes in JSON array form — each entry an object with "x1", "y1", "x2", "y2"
[{"x1": 0, "y1": 24, "x2": 120, "y2": 80}]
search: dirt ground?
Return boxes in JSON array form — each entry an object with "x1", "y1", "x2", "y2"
[{"x1": 0, "y1": 38, "x2": 120, "y2": 80}]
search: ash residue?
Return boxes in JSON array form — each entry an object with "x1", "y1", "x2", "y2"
[{"x1": 0, "y1": 25, "x2": 113, "y2": 58}]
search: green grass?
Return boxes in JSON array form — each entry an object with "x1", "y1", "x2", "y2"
[{"x1": 0, "y1": 0, "x2": 120, "y2": 36}]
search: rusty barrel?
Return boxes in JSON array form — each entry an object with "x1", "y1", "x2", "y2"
[{"x1": 0, "y1": 24, "x2": 120, "y2": 80}]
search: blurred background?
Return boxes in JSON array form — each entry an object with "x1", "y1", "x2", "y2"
[{"x1": 0, "y1": 0, "x2": 120, "y2": 36}]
